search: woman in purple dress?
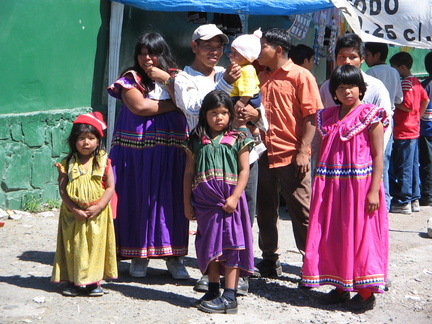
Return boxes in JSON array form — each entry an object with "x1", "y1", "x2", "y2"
[{"x1": 107, "y1": 33, "x2": 189, "y2": 280}]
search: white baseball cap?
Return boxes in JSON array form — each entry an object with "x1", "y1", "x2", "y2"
[{"x1": 192, "y1": 24, "x2": 229, "y2": 44}]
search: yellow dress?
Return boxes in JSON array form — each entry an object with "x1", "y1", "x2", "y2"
[{"x1": 51, "y1": 151, "x2": 118, "y2": 285}]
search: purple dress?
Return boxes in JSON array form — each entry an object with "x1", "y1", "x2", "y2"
[
  {"x1": 190, "y1": 132, "x2": 254, "y2": 277},
  {"x1": 302, "y1": 103, "x2": 389, "y2": 293},
  {"x1": 108, "y1": 70, "x2": 189, "y2": 258}
]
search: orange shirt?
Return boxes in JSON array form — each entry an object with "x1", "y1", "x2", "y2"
[{"x1": 259, "y1": 60, "x2": 322, "y2": 168}]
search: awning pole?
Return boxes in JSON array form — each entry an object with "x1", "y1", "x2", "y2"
[{"x1": 107, "y1": 1, "x2": 124, "y2": 151}]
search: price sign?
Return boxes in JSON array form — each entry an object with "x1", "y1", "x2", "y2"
[{"x1": 332, "y1": 0, "x2": 432, "y2": 49}]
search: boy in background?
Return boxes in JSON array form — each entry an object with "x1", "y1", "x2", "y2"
[
  {"x1": 290, "y1": 44, "x2": 315, "y2": 72},
  {"x1": 389, "y1": 52, "x2": 430, "y2": 214}
]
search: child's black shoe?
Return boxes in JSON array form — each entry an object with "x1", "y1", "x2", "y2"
[{"x1": 86, "y1": 284, "x2": 104, "y2": 297}]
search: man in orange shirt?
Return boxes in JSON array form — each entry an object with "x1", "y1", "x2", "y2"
[{"x1": 255, "y1": 28, "x2": 323, "y2": 277}]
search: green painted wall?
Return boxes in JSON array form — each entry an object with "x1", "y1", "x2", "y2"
[
  {"x1": 0, "y1": 0, "x2": 110, "y2": 209},
  {"x1": 0, "y1": 0, "x2": 108, "y2": 113}
]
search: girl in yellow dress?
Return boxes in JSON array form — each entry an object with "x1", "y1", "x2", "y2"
[{"x1": 51, "y1": 112, "x2": 117, "y2": 296}]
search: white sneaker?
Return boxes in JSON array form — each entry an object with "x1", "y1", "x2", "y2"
[
  {"x1": 166, "y1": 257, "x2": 190, "y2": 280},
  {"x1": 129, "y1": 258, "x2": 149, "y2": 277},
  {"x1": 412, "y1": 200, "x2": 420, "y2": 212},
  {"x1": 390, "y1": 203, "x2": 412, "y2": 214}
]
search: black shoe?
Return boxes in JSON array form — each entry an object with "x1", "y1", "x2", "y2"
[
  {"x1": 343, "y1": 293, "x2": 376, "y2": 312},
  {"x1": 62, "y1": 284, "x2": 81, "y2": 297},
  {"x1": 198, "y1": 296, "x2": 238, "y2": 314},
  {"x1": 320, "y1": 289, "x2": 350, "y2": 305},
  {"x1": 193, "y1": 291, "x2": 221, "y2": 308},
  {"x1": 86, "y1": 284, "x2": 104, "y2": 297},
  {"x1": 194, "y1": 275, "x2": 209, "y2": 292},
  {"x1": 236, "y1": 277, "x2": 249, "y2": 296},
  {"x1": 253, "y1": 259, "x2": 282, "y2": 278}
]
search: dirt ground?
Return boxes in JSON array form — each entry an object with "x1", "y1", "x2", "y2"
[{"x1": 1, "y1": 205, "x2": 431, "y2": 324}]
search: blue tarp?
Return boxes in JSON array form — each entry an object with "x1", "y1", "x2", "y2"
[{"x1": 111, "y1": 0, "x2": 334, "y2": 15}]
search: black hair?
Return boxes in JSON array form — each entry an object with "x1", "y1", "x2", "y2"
[
  {"x1": 262, "y1": 28, "x2": 291, "y2": 56},
  {"x1": 335, "y1": 33, "x2": 364, "y2": 59},
  {"x1": 425, "y1": 51, "x2": 432, "y2": 76},
  {"x1": 390, "y1": 51, "x2": 413, "y2": 69},
  {"x1": 365, "y1": 42, "x2": 389, "y2": 61},
  {"x1": 65, "y1": 123, "x2": 105, "y2": 170},
  {"x1": 329, "y1": 65, "x2": 367, "y2": 105},
  {"x1": 290, "y1": 44, "x2": 315, "y2": 65},
  {"x1": 123, "y1": 32, "x2": 177, "y2": 92},
  {"x1": 190, "y1": 90, "x2": 235, "y2": 141}
]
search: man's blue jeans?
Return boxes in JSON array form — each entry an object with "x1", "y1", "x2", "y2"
[{"x1": 390, "y1": 138, "x2": 421, "y2": 205}]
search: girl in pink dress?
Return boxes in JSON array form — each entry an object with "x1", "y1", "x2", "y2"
[{"x1": 302, "y1": 65, "x2": 389, "y2": 313}]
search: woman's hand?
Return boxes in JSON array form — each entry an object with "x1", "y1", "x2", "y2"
[{"x1": 144, "y1": 66, "x2": 170, "y2": 83}]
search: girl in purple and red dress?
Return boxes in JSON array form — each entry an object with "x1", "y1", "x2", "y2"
[
  {"x1": 184, "y1": 90, "x2": 254, "y2": 314},
  {"x1": 302, "y1": 65, "x2": 389, "y2": 313},
  {"x1": 107, "y1": 33, "x2": 189, "y2": 280}
]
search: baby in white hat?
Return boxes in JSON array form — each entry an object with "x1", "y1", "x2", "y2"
[{"x1": 229, "y1": 29, "x2": 263, "y2": 145}]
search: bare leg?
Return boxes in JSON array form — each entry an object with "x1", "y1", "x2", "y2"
[{"x1": 224, "y1": 266, "x2": 240, "y2": 290}]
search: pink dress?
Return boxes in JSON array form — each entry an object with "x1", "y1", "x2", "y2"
[{"x1": 302, "y1": 103, "x2": 389, "y2": 293}]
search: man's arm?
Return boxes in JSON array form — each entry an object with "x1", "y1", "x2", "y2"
[{"x1": 295, "y1": 113, "x2": 316, "y2": 178}]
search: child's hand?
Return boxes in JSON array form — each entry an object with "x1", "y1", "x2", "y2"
[
  {"x1": 72, "y1": 208, "x2": 88, "y2": 221},
  {"x1": 366, "y1": 191, "x2": 380, "y2": 213},
  {"x1": 184, "y1": 202, "x2": 196, "y2": 221},
  {"x1": 54, "y1": 162, "x2": 66, "y2": 175},
  {"x1": 222, "y1": 196, "x2": 239, "y2": 214},
  {"x1": 86, "y1": 204, "x2": 103, "y2": 219}
]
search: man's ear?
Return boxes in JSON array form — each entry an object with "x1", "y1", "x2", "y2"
[
  {"x1": 275, "y1": 45, "x2": 283, "y2": 55},
  {"x1": 191, "y1": 41, "x2": 198, "y2": 53}
]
